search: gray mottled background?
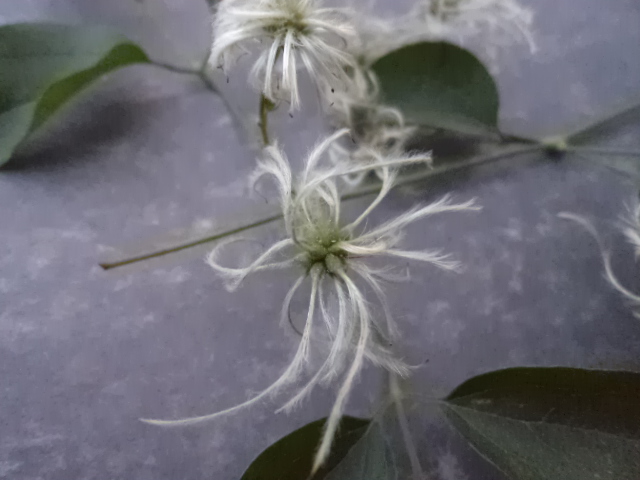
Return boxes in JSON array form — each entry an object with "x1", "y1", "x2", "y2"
[{"x1": 1, "y1": 1, "x2": 640, "y2": 479}]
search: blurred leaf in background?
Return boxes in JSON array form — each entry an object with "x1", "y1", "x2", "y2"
[
  {"x1": 442, "y1": 367, "x2": 640, "y2": 480},
  {"x1": 372, "y1": 41, "x2": 500, "y2": 137},
  {"x1": 240, "y1": 416, "x2": 370, "y2": 480},
  {"x1": 0, "y1": 23, "x2": 149, "y2": 167}
]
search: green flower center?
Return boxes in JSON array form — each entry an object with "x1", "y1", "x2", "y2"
[
  {"x1": 299, "y1": 227, "x2": 350, "y2": 276},
  {"x1": 263, "y1": 9, "x2": 310, "y2": 37}
]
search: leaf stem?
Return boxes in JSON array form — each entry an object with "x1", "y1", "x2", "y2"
[
  {"x1": 99, "y1": 69, "x2": 635, "y2": 268},
  {"x1": 151, "y1": 61, "x2": 218, "y2": 94},
  {"x1": 99, "y1": 144, "x2": 542, "y2": 270},
  {"x1": 99, "y1": 213, "x2": 282, "y2": 270},
  {"x1": 413, "y1": 122, "x2": 538, "y2": 145},
  {"x1": 154, "y1": 60, "x2": 261, "y2": 147},
  {"x1": 499, "y1": 132, "x2": 541, "y2": 145},
  {"x1": 259, "y1": 94, "x2": 274, "y2": 146},
  {"x1": 342, "y1": 144, "x2": 544, "y2": 202},
  {"x1": 144, "y1": 63, "x2": 640, "y2": 154},
  {"x1": 390, "y1": 374, "x2": 428, "y2": 480}
]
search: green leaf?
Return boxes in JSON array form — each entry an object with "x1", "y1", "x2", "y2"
[
  {"x1": 0, "y1": 23, "x2": 149, "y2": 167},
  {"x1": 324, "y1": 421, "x2": 395, "y2": 480},
  {"x1": 562, "y1": 93, "x2": 640, "y2": 145},
  {"x1": 371, "y1": 42, "x2": 499, "y2": 136},
  {"x1": 569, "y1": 149, "x2": 640, "y2": 181},
  {"x1": 240, "y1": 416, "x2": 370, "y2": 480},
  {"x1": 442, "y1": 367, "x2": 640, "y2": 480}
]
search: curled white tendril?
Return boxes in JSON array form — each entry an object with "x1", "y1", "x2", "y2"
[
  {"x1": 142, "y1": 130, "x2": 480, "y2": 472},
  {"x1": 560, "y1": 204, "x2": 640, "y2": 319}
]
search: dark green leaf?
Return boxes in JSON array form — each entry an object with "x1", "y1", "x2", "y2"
[
  {"x1": 0, "y1": 23, "x2": 149, "y2": 166},
  {"x1": 324, "y1": 421, "x2": 395, "y2": 480},
  {"x1": 569, "y1": 150, "x2": 640, "y2": 181},
  {"x1": 442, "y1": 367, "x2": 640, "y2": 480},
  {"x1": 240, "y1": 416, "x2": 370, "y2": 480},
  {"x1": 563, "y1": 93, "x2": 640, "y2": 144},
  {"x1": 372, "y1": 42, "x2": 499, "y2": 136}
]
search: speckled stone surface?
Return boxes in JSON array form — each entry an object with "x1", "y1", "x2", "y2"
[{"x1": 1, "y1": 1, "x2": 640, "y2": 479}]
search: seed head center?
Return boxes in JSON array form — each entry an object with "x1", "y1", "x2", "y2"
[
  {"x1": 302, "y1": 230, "x2": 350, "y2": 275},
  {"x1": 264, "y1": 10, "x2": 309, "y2": 37}
]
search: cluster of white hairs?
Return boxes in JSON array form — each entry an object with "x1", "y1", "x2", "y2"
[
  {"x1": 142, "y1": 0, "x2": 537, "y2": 472},
  {"x1": 143, "y1": 128, "x2": 480, "y2": 469},
  {"x1": 210, "y1": 0, "x2": 357, "y2": 112}
]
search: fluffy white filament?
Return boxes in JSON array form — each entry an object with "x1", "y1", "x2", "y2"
[
  {"x1": 324, "y1": 67, "x2": 419, "y2": 185},
  {"x1": 559, "y1": 210, "x2": 640, "y2": 319},
  {"x1": 142, "y1": 131, "x2": 479, "y2": 471},
  {"x1": 210, "y1": 0, "x2": 357, "y2": 111}
]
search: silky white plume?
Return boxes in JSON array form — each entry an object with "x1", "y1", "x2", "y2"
[
  {"x1": 210, "y1": 0, "x2": 357, "y2": 111},
  {"x1": 142, "y1": 130, "x2": 479, "y2": 472}
]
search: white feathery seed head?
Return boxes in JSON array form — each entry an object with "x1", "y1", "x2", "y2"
[
  {"x1": 323, "y1": 65, "x2": 419, "y2": 186},
  {"x1": 327, "y1": 101, "x2": 420, "y2": 186},
  {"x1": 141, "y1": 130, "x2": 480, "y2": 473},
  {"x1": 210, "y1": 0, "x2": 358, "y2": 111},
  {"x1": 411, "y1": 0, "x2": 536, "y2": 54},
  {"x1": 324, "y1": 0, "x2": 417, "y2": 165}
]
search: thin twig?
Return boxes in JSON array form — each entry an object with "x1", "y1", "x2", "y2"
[
  {"x1": 259, "y1": 94, "x2": 273, "y2": 146},
  {"x1": 100, "y1": 144, "x2": 542, "y2": 270},
  {"x1": 342, "y1": 144, "x2": 544, "y2": 202},
  {"x1": 499, "y1": 132, "x2": 541, "y2": 145},
  {"x1": 390, "y1": 374, "x2": 428, "y2": 480},
  {"x1": 153, "y1": 59, "x2": 262, "y2": 149},
  {"x1": 99, "y1": 214, "x2": 282, "y2": 270},
  {"x1": 151, "y1": 61, "x2": 218, "y2": 94},
  {"x1": 411, "y1": 122, "x2": 537, "y2": 145}
]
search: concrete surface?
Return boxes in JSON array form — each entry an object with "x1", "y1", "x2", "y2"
[{"x1": 1, "y1": 1, "x2": 640, "y2": 479}]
